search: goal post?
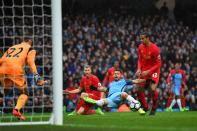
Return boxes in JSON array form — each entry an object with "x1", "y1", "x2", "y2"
[
  {"x1": 51, "y1": 0, "x2": 63, "y2": 125},
  {"x1": 0, "y1": 0, "x2": 63, "y2": 126}
]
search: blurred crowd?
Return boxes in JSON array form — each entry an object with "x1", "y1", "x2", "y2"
[
  {"x1": 63, "y1": 12, "x2": 197, "y2": 111},
  {"x1": 0, "y1": 0, "x2": 197, "y2": 113}
]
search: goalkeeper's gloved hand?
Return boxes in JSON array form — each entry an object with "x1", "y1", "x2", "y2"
[
  {"x1": 0, "y1": 92, "x2": 3, "y2": 104},
  {"x1": 34, "y1": 74, "x2": 46, "y2": 86}
]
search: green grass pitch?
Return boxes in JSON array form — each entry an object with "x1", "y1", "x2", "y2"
[{"x1": 1, "y1": 112, "x2": 197, "y2": 131}]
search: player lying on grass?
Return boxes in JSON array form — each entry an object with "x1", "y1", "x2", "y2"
[
  {"x1": 83, "y1": 69, "x2": 146, "y2": 115},
  {"x1": 0, "y1": 39, "x2": 46, "y2": 120},
  {"x1": 64, "y1": 65, "x2": 105, "y2": 115}
]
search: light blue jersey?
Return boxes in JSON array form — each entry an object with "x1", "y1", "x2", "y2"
[
  {"x1": 108, "y1": 78, "x2": 132, "y2": 96},
  {"x1": 106, "y1": 78, "x2": 133, "y2": 109},
  {"x1": 171, "y1": 73, "x2": 182, "y2": 96}
]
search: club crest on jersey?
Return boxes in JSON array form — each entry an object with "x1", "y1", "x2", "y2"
[{"x1": 143, "y1": 55, "x2": 151, "y2": 59}]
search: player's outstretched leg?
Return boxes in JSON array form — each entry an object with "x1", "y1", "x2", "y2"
[
  {"x1": 150, "y1": 90, "x2": 159, "y2": 115},
  {"x1": 137, "y1": 90, "x2": 149, "y2": 111},
  {"x1": 121, "y1": 92, "x2": 145, "y2": 115},
  {"x1": 82, "y1": 96, "x2": 104, "y2": 115},
  {"x1": 166, "y1": 98, "x2": 175, "y2": 112},
  {"x1": 95, "y1": 107, "x2": 104, "y2": 115},
  {"x1": 12, "y1": 109, "x2": 25, "y2": 120},
  {"x1": 67, "y1": 110, "x2": 77, "y2": 116},
  {"x1": 83, "y1": 96, "x2": 97, "y2": 104}
]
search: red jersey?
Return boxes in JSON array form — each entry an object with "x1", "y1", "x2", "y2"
[
  {"x1": 137, "y1": 42, "x2": 162, "y2": 75},
  {"x1": 103, "y1": 67, "x2": 115, "y2": 86},
  {"x1": 167, "y1": 69, "x2": 186, "y2": 85},
  {"x1": 79, "y1": 74, "x2": 101, "y2": 98}
]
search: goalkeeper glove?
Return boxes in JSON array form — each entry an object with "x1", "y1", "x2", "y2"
[{"x1": 34, "y1": 74, "x2": 46, "y2": 86}]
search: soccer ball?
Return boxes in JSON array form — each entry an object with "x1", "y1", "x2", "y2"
[{"x1": 130, "y1": 101, "x2": 141, "y2": 111}]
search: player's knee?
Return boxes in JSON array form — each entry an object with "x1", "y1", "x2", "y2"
[
  {"x1": 77, "y1": 107, "x2": 85, "y2": 115},
  {"x1": 121, "y1": 92, "x2": 128, "y2": 99}
]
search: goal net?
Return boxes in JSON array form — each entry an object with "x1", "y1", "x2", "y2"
[{"x1": 0, "y1": 0, "x2": 62, "y2": 125}]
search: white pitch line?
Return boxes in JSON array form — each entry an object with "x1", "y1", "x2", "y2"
[{"x1": 63, "y1": 123, "x2": 197, "y2": 131}]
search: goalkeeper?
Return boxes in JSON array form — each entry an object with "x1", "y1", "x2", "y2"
[{"x1": 0, "y1": 39, "x2": 46, "y2": 120}]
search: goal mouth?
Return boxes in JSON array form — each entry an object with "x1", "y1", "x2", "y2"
[{"x1": 0, "y1": 0, "x2": 63, "y2": 125}]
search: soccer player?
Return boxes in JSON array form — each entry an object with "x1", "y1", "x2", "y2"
[
  {"x1": 166, "y1": 63, "x2": 187, "y2": 112},
  {"x1": 135, "y1": 32, "x2": 162, "y2": 115},
  {"x1": 103, "y1": 61, "x2": 121, "y2": 86},
  {"x1": 84, "y1": 69, "x2": 146, "y2": 115},
  {"x1": 64, "y1": 65, "x2": 104, "y2": 115},
  {"x1": 0, "y1": 39, "x2": 46, "y2": 120}
]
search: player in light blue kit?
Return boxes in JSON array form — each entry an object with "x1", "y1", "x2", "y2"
[
  {"x1": 84, "y1": 69, "x2": 146, "y2": 115},
  {"x1": 167, "y1": 64, "x2": 185, "y2": 112}
]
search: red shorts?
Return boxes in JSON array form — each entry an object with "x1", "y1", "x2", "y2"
[
  {"x1": 88, "y1": 93, "x2": 100, "y2": 100},
  {"x1": 138, "y1": 69, "x2": 160, "y2": 87},
  {"x1": 77, "y1": 93, "x2": 100, "y2": 113}
]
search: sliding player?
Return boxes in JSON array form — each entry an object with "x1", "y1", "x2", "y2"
[{"x1": 84, "y1": 69, "x2": 146, "y2": 115}]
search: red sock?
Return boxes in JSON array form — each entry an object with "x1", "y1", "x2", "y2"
[
  {"x1": 181, "y1": 96, "x2": 186, "y2": 108},
  {"x1": 151, "y1": 90, "x2": 158, "y2": 111},
  {"x1": 137, "y1": 91, "x2": 148, "y2": 111},
  {"x1": 76, "y1": 98, "x2": 85, "y2": 111}
]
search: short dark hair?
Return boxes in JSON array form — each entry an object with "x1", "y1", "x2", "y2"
[
  {"x1": 84, "y1": 64, "x2": 91, "y2": 69},
  {"x1": 140, "y1": 31, "x2": 150, "y2": 38},
  {"x1": 114, "y1": 68, "x2": 122, "y2": 73}
]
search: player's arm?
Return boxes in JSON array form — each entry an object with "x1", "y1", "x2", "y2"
[
  {"x1": 147, "y1": 47, "x2": 162, "y2": 75},
  {"x1": 166, "y1": 71, "x2": 172, "y2": 84},
  {"x1": 27, "y1": 49, "x2": 37, "y2": 74},
  {"x1": 167, "y1": 70, "x2": 173, "y2": 87},
  {"x1": 93, "y1": 77, "x2": 107, "y2": 92},
  {"x1": 181, "y1": 70, "x2": 187, "y2": 89},
  {"x1": 27, "y1": 49, "x2": 45, "y2": 86},
  {"x1": 137, "y1": 48, "x2": 142, "y2": 70},
  {"x1": 181, "y1": 70, "x2": 187, "y2": 85},
  {"x1": 126, "y1": 79, "x2": 146, "y2": 85},
  {"x1": 132, "y1": 79, "x2": 146, "y2": 84},
  {"x1": 97, "y1": 86, "x2": 107, "y2": 92},
  {"x1": 64, "y1": 78, "x2": 84, "y2": 94},
  {"x1": 64, "y1": 87, "x2": 82, "y2": 94},
  {"x1": 103, "y1": 71, "x2": 109, "y2": 86},
  {"x1": 136, "y1": 48, "x2": 142, "y2": 76}
]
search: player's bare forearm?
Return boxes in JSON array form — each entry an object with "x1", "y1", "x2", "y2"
[
  {"x1": 98, "y1": 86, "x2": 107, "y2": 92},
  {"x1": 100, "y1": 92, "x2": 106, "y2": 99},
  {"x1": 65, "y1": 88, "x2": 81, "y2": 94},
  {"x1": 132, "y1": 79, "x2": 146, "y2": 84},
  {"x1": 182, "y1": 81, "x2": 187, "y2": 89},
  {"x1": 27, "y1": 50, "x2": 38, "y2": 74}
]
